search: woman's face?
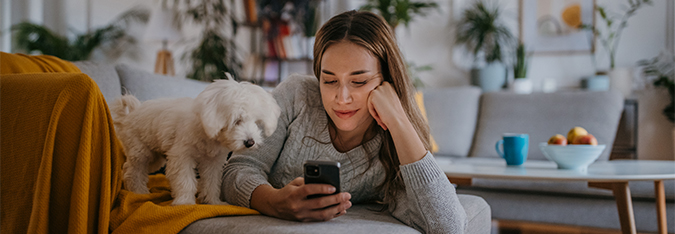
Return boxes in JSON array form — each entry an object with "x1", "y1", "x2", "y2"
[{"x1": 320, "y1": 41, "x2": 382, "y2": 137}]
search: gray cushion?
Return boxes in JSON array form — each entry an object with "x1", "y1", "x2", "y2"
[
  {"x1": 423, "y1": 87, "x2": 482, "y2": 157},
  {"x1": 180, "y1": 195, "x2": 491, "y2": 234},
  {"x1": 115, "y1": 64, "x2": 210, "y2": 102},
  {"x1": 73, "y1": 61, "x2": 122, "y2": 103},
  {"x1": 469, "y1": 90, "x2": 624, "y2": 161}
]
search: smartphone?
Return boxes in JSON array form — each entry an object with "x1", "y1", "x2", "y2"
[{"x1": 303, "y1": 160, "x2": 341, "y2": 199}]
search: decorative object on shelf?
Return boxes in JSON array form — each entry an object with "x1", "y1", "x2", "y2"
[
  {"x1": 359, "y1": 0, "x2": 438, "y2": 31},
  {"x1": 455, "y1": 0, "x2": 514, "y2": 92},
  {"x1": 11, "y1": 8, "x2": 149, "y2": 61},
  {"x1": 638, "y1": 51, "x2": 674, "y2": 123},
  {"x1": 243, "y1": 0, "x2": 259, "y2": 24},
  {"x1": 582, "y1": 0, "x2": 652, "y2": 97},
  {"x1": 581, "y1": 71, "x2": 610, "y2": 91},
  {"x1": 519, "y1": 0, "x2": 595, "y2": 54},
  {"x1": 144, "y1": 5, "x2": 182, "y2": 76},
  {"x1": 164, "y1": 0, "x2": 241, "y2": 82},
  {"x1": 511, "y1": 42, "x2": 532, "y2": 94}
]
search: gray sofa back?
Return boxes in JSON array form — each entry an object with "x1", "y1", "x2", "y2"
[
  {"x1": 73, "y1": 62, "x2": 211, "y2": 103},
  {"x1": 469, "y1": 90, "x2": 624, "y2": 161},
  {"x1": 423, "y1": 87, "x2": 482, "y2": 157}
]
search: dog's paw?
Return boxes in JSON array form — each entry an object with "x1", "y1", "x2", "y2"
[
  {"x1": 171, "y1": 197, "x2": 197, "y2": 206},
  {"x1": 127, "y1": 187, "x2": 150, "y2": 194}
]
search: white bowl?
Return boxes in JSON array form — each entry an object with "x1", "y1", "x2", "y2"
[{"x1": 538, "y1": 142, "x2": 606, "y2": 171}]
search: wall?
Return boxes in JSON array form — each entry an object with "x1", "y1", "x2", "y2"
[{"x1": 2, "y1": 0, "x2": 673, "y2": 160}]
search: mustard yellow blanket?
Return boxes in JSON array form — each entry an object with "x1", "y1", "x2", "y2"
[
  {"x1": 1, "y1": 52, "x2": 259, "y2": 234},
  {"x1": 110, "y1": 174, "x2": 259, "y2": 234}
]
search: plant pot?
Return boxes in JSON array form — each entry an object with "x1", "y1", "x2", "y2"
[
  {"x1": 471, "y1": 63, "x2": 506, "y2": 93},
  {"x1": 581, "y1": 75, "x2": 610, "y2": 91},
  {"x1": 608, "y1": 67, "x2": 633, "y2": 97},
  {"x1": 512, "y1": 78, "x2": 533, "y2": 94}
]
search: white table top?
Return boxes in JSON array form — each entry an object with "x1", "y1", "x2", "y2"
[{"x1": 435, "y1": 157, "x2": 675, "y2": 182}]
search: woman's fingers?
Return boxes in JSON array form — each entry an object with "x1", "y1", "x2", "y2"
[{"x1": 368, "y1": 85, "x2": 387, "y2": 130}]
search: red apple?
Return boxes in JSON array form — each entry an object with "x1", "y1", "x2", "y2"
[
  {"x1": 572, "y1": 134, "x2": 598, "y2": 145},
  {"x1": 548, "y1": 134, "x2": 568, "y2": 145}
]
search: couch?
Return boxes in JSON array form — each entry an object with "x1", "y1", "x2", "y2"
[
  {"x1": 69, "y1": 61, "x2": 492, "y2": 233},
  {"x1": 421, "y1": 87, "x2": 675, "y2": 233}
]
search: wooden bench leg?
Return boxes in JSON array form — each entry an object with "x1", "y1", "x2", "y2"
[
  {"x1": 655, "y1": 180, "x2": 667, "y2": 234},
  {"x1": 588, "y1": 181, "x2": 636, "y2": 234}
]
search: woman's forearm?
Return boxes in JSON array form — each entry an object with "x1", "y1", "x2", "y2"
[{"x1": 387, "y1": 115, "x2": 427, "y2": 165}]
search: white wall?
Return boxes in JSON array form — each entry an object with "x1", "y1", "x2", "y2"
[{"x1": 3, "y1": 0, "x2": 673, "y2": 160}]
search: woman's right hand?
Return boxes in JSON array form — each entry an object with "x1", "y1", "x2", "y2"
[{"x1": 250, "y1": 177, "x2": 352, "y2": 222}]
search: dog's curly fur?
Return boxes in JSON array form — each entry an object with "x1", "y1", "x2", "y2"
[{"x1": 110, "y1": 79, "x2": 280, "y2": 205}]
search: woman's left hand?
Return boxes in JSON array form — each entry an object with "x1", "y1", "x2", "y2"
[{"x1": 367, "y1": 81, "x2": 406, "y2": 131}]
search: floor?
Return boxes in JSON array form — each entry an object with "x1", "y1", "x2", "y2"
[{"x1": 492, "y1": 219, "x2": 663, "y2": 234}]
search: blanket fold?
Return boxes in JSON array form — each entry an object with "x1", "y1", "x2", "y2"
[
  {"x1": 110, "y1": 174, "x2": 259, "y2": 234},
  {"x1": 1, "y1": 73, "x2": 125, "y2": 234}
]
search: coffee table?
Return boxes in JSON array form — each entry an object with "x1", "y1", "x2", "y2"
[{"x1": 434, "y1": 157, "x2": 675, "y2": 234}]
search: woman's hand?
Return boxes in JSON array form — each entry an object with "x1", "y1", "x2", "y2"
[
  {"x1": 367, "y1": 81, "x2": 427, "y2": 165},
  {"x1": 366, "y1": 81, "x2": 407, "y2": 131},
  {"x1": 250, "y1": 177, "x2": 352, "y2": 222}
]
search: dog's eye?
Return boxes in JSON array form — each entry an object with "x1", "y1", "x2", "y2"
[{"x1": 235, "y1": 119, "x2": 243, "y2": 125}]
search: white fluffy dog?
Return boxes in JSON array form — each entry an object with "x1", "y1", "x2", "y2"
[{"x1": 110, "y1": 78, "x2": 280, "y2": 205}]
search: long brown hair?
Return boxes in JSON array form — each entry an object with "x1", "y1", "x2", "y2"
[{"x1": 313, "y1": 10, "x2": 432, "y2": 208}]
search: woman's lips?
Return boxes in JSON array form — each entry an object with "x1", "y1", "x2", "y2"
[{"x1": 334, "y1": 109, "x2": 358, "y2": 119}]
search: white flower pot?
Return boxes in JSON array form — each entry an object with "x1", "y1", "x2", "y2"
[
  {"x1": 512, "y1": 78, "x2": 533, "y2": 94},
  {"x1": 608, "y1": 67, "x2": 633, "y2": 97}
]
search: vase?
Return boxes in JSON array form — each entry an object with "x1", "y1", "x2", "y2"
[
  {"x1": 512, "y1": 78, "x2": 533, "y2": 94},
  {"x1": 581, "y1": 75, "x2": 610, "y2": 91},
  {"x1": 471, "y1": 62, "x2": 506, "y2": 93},
  {"x1": 608, "y1": 67, "x2": 633, "y2": 97}
]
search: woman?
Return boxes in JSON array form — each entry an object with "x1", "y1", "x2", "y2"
[{"x1": 222, "y1": 10, "x2": 467, "y2": 233}]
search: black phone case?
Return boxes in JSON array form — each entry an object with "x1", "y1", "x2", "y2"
[{"x1": 304, "y1": 160, "x2": 340, "y2": 199}]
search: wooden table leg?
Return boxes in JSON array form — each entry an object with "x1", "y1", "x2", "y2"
[
  {"x1": 655, "y1": 180, "x2": 667, "y2": 234},
  {"x1": 447, "y1": 176, "x2": 472, "y2": 186},
  {"x1": 589, "y1": 182, "x2": 636, "y2": 234}
]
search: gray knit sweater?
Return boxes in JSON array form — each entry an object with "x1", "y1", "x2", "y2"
[{"x1": 221, "y1": 74, "x2": 467, "y2": 234}]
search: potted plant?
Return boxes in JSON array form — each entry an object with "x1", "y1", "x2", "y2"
[
  {"x1": 164, "y1": 0, "x2": 241, "y2": 82},
  {"x1": 360, "y1": 0, "x2": 438, "y2": 88},
  {"x1": 11, "y1": 8, "x2": 149, "y2": 61},
  {"x1": 455, "y1": 0, "x2": 514, "y2": 92},
  {"x1": 511, "y1": 42, "x2": 532, "y2": 94},
  {"x1": 360, "y1": 0, "x2": 438, "y2": 31},
  {"x1": 638, "y1": 51, "x2": 674, "y2": 155},
  {"x1": 582, "y1": 0, "x2": 652, "y2": 97}
]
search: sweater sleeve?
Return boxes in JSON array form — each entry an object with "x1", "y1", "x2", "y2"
[
  {"x1": 220, "y1": 75, "x2": 303, "y2": 208},
  {"x1": 390, "y1": 152, "x2": 468, "y2": 234}
]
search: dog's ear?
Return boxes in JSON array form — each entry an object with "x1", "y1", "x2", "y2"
[
  {"x1": 260, "y1": 93, "x2": 281, "y2": 137},
  {"x1": 194, "y1": 82, "x2": 231, "y2": 138}
]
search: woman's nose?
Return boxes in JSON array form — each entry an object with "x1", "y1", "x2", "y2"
[{"x1": 336, "y1": 85, "x2": 352, "y2": 104}]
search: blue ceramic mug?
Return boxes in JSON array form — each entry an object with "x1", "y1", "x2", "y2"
[{"x1": 495, "y1": 133, "x2": 529, "y2": 166}]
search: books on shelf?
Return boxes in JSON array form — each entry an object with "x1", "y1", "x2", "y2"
[{"x1": 262, "y1": 20, "x2": 313, "y2": 60}]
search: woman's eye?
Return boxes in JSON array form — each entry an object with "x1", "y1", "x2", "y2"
[
  {"x1": 353, "y1": 80, "x2": 367, "y2": 85},
  {"x1": 323, "y1": 80, "x2": 337, "y2": 84}
]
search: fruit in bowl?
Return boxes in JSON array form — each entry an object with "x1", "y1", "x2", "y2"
[
  {"x1": 547, "y1": 134, "x2": 567, "y2": 145},
  {"x1": 566, "y1": 126, "x2": 588, "y2": 143},
  {"x1": 539, "y1": 143, "x2": 605, "y2": 171},
  {"x1": 542, "y1": 127, "x2": 605, "y2": 170}
]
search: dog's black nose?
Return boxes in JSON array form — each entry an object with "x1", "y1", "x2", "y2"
[{"x1": 244, "y1": 139, "x2": 255, "y2": 148}]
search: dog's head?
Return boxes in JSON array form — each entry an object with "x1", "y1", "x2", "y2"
[{"x1": 193, "y1": 79, "x2": 281, "y2": 151}]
